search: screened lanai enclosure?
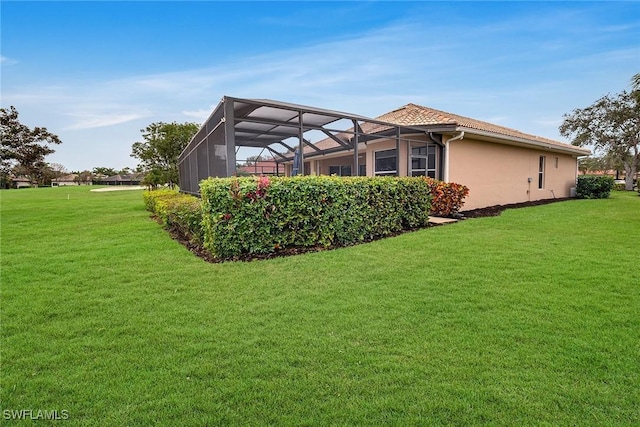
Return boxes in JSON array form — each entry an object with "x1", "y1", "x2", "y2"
[{"x1": 177, "y1": 96, "x2": 442, "y2": 194}]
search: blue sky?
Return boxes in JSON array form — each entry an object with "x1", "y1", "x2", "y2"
[{"x1": 2, "y1": 1, "x2": 639, "y2": 172}]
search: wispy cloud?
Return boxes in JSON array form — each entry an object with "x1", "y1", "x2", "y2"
[
  {"x1": 181, "y1": 108, "x2": 216, "y2": 121},
  {"x1": 6, "y1": 14, "x2": 637, "y2": 129},
  {"x1": 599, "y1": 23, "x2": 638, "y2": 33},
  {"x1": 63, "y1": 112, "x2": 150, "y2": 130},
  {"x1": 4, "y1": 20, "x2": 437, "y2": 127},
  {"x1": 2, "y1": 3, "x2": 638, "y2": 170},
  {"x1": 0, "y1": 55, "x2": 18, "y2": 66},
  {"x1": 534, "y1": 118, "x2": 563, "y2": 127}
]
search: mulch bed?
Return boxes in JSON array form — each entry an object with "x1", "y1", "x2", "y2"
[
  {"x1": 163, "y1": 197, "x2": 574, "y2": 263},
  {"x1": 459, "y1": 197, "x2": 573, "y2": 218}
]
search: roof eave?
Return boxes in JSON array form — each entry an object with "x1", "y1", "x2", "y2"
[{"x1": 451, "y1": 126, "x2": 591, "y2": 157}]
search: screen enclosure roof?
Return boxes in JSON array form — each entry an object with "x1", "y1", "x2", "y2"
[{"x1": 192, "y1": 96, "x2": 438, "y2": 160}]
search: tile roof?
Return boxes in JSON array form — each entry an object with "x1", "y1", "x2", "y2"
[
  {"x1": 376, "y1": 103, "x2": 589, "y2": 153},
  {"x1": 52, "y1": 174, "x2": 78, "y2": 182},
  {"x1": 102, "y1": 173, "x2": 144, "y2": 182},
  {"x1": 288, "y1": 103, "x2": 590, "y2": 157},
  {"x1": 237, "y1": 160, "x2": 281, "y2": 175}
]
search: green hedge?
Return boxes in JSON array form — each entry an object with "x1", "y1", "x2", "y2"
[
  {"x1": 576, "y1": 175, "x2": 615, "y2": 199},
  {"x1": 143, "y1": 190, "x2": 203, "y2": 244},
  {"x1": 142, "y1": 189, "x2": 177, "y2": 212},
  {"x1": 200, "y1": 176, "x2": 434, "y2": 259}
]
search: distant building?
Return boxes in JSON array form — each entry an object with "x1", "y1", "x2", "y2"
[
  {"x1": 12, "y1": 176, "x2": 36, "y2": 188},
  {"x1": 51, "y1": 174, "x2": 92, "y2": 186},
  {"x1": 94, "y1": 173, "x2": 145, "y2": 186},
  {"x1": 237, "y1": 160, "x2": 282, "y2": 176}
]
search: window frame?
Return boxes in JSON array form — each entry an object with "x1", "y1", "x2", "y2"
[
  {"x1": 374, "y1": 149, "x2": 398, "y2": 176},
  {"x1": 538, "y1": 155, "x2": 546, "y2": 189},
  {"x1": 409, "y1": 143, "x2": 437, "y2": 178},
  {"x1": 329, "y1": 163, "x2": 365, "y2": 176},
  {"x1": 329, "y1": 165, "x2": 351, "y2": 176}
]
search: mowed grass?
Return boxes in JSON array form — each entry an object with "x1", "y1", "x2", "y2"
[{"x1": 1, "y1": 186, "x2": 638, "y2": 426}]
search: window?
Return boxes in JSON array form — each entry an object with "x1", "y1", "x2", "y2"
[
  {"x1": 538, "y1": 156, "x2": 545, "y2": 189},
  {"x1": 555, "y1": 157, "x2": 559, "y2": 168},
  {"x1": 329, "y1": 165, "x2": 352, "y2": 176},
  {"x1": 328, "y1": 164, "x2": 365, "y2": 176},
  {"x1": 410, "y1": 144, "x2": 437, "y2": 178},
  {"x1": 375, "y1": 149, "x2": 397, "y2": 176}
]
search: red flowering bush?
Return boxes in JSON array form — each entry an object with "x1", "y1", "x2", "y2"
[{"x1": 423, "y1": 178, "x2": 469, "y2": 217}]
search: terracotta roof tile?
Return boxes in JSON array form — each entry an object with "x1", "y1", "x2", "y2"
[
  {"x1": 290, "y1": 103, "x2": 589, "y2": 156},
  {"x1": 376, "y1": 103, "x2": 587, "y2": 152}
]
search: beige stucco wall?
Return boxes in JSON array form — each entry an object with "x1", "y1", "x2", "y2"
[
  {"x1": 303, "y1": 138, "x2": 410, "y2": 176},
  {"x1": 288, "y1": 135, "x2": 433, "y2": 177},
  {"x1": 446, "y1": 137, "x2": 579, "y2": 210},
  {"x1": 283, "y1": 133, "x2": 578, "y2": 210},
  {"x1": 365, "y1": 139, "x2": 411, "y2": 176},
  {"x1": 315, "y1": 155, "x2": 365, "y2": 176}
]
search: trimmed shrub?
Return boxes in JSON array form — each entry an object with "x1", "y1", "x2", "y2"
[
  {"x1": 143, "y1": 190, "x2": 203, "y2": 244},
  {"x1": 143, "y1": 189, "x2": 178, "y2": 213},
  {"x1": 423, "y1": 178, "x2": 469, "y2": 216},
  {"x1": 200, "y1": 176, "x2": 435, "y2": 259},
  {"x1": 614, "y1": 183, "x2": 626, "y2": 191},
  {"x1": 576, "y1": 175, "x2": 615, "y2": 199}
]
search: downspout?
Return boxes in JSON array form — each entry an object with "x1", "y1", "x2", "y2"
[{"x1": 443, "y1": 131, "x2": 464, "y2": 182}]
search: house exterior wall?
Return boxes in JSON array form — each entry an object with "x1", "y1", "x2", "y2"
[
  {"x1": 51, "y1": 181, "x2": 84, "y2": 186},
  {"x1": 365, "y1": 139, "x2": 409, "y2": 176},
  {"x1": 315, "y1": 155, "x2": 366, "y2": 176},
  {"x1": 446, "y1": 136, "x2": 579, "y2": 210},
  {"x1": 282, "y1": 134, "x2": 579, "y2": 211},
  {"x1": 15, "y1": 180, "x2": 34, "y2": 188},
  {"x1": 307, "y1": 138, "x2": 414, "y2": 177}
]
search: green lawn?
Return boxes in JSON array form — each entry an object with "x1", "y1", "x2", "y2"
[{"x1": 1, "y1": 187, "x2": 638, "y2": 425}]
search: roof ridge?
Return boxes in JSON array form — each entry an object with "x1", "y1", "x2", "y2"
[
  {"x1": 388, "y1": 103, "x2": 578, "y2": 146},
  {"x1": 405, "y1": 103, "x2": 515, "y2": 129},
  {"x1": 386, "y1": 104, "x2": 415, "y2": 114}
]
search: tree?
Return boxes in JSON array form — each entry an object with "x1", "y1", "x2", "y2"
[
  {"x1": 131, "y1": 121, "x2": 198, "y2": 189},
  {"x1": 632, "y1": 73, "x2": 640, "y2": 103},
  {"x1": 560, "y1": 89, "x2": 639, "y2": 191},
  {"x1": 141, "y1": 168, "x2": 164, "y2": 190},
  {"x1": 92, "y1": 166, "x2": 117, "y2": 177},
  {"x1": 579, "y1": 153, "x2": 628, "y2": 178},
  {"x1": 40, "y1": 162, "x2": 69, "y2": 186},
  {"x1": 1, "y1": 106, "x2": 62, "y2": 185},
  {"x1": 244, "y1": 155, "x2": 266, "y2": 166},
  {"x1": 49, "y1": 162, "x2": 69, "y2": 177},
  {"x1": 578, "y1": 156, "x2": 604, "y2": 175},
  {"x1": 74, "y1": 170, "x2": 93, "y2": 185}
]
